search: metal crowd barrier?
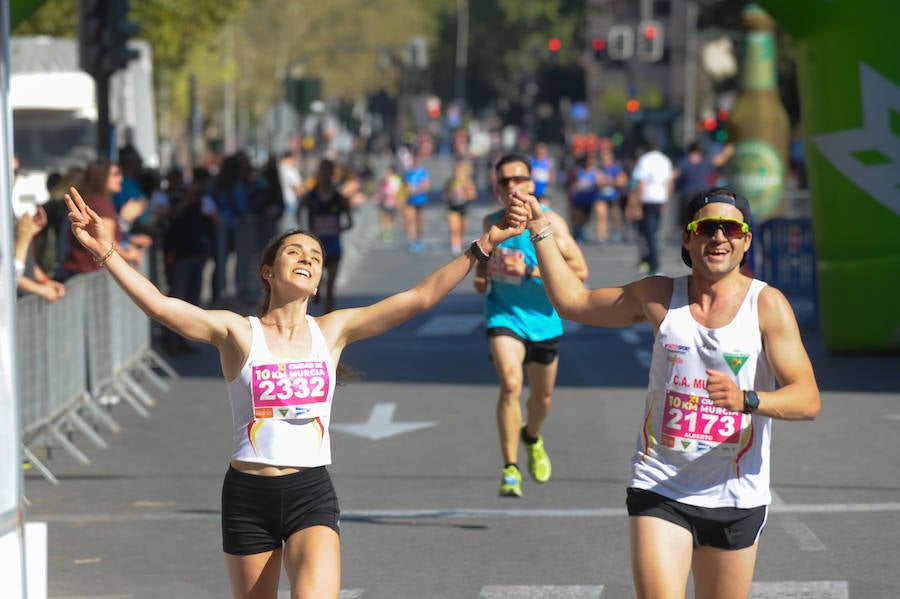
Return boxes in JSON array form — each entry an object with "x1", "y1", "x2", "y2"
[
  {"x1": 18, "y1": 266, "x2": 178, "y2": 484},
  {"x1": 757, "y1": 217, "x2": 819, "y2": 326}
]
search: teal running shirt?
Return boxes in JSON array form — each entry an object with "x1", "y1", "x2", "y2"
[{"x1": 484, "y1": 207, "x2": 562, "y2": 341}]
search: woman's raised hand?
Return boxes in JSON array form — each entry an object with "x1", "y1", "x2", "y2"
[{"x1": 65, "y1": 186, "x2": 111, "y2": 258}]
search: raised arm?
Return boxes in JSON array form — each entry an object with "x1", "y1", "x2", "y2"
[
  {"x1": 519, "y1": 192, "x2": 650, "y2": 328},
  {"x1": 319, "y1": 203, "x2": 529, "y2": 351},
  {"x1": 65, "y1": 187, "x2": 245, "y2": 352},
  {"x1": 544, "y1": 209, "x2": 588, "y2": 282}
]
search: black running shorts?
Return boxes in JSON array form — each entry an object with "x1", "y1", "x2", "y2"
[
  {"x1": 221, "y1": 465, "x2": 340, "y2": 555},
  {"x1": 486, "y1": 327, "x2": 562, "y2": 365},
  {"x1": 626, "y1": 487, "x2": 767, "y2": 550}
]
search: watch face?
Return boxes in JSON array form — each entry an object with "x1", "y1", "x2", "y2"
[{"x1": 744, "y1": 391, "x2": 760, "y2": 413}]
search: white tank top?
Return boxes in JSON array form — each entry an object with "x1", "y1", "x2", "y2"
[
  {"x1": 227, "y1": 315, "x2": 336, "y2": 468},
  {"x1": 629, "y1": 276, "x2": 776, "y2": 508}
]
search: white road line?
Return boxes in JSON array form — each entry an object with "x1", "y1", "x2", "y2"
[
  {"x1": 619, "y1": 328, "x2": 641, "y2": 345},
  {"x1": 29, "y1": 501, "x2": 900, "y2": 524},
  {"x1": 279, "y1": 591, "x2": 363, "y2": 599},
  {"x1": 771, "y1": 491, "x2": 826, "y2": 551},
  {"x1": 343, "y1": 502, "x2": 900, "y2": 520},
  {"x1": 480, "y1": 585, "x2": 604, "y2": 598},
  {"x1": 59, "y1": 582, "x2": 850, "y2": 599},
  {"x1": 750, "y1": 580, "x2": 848, "y2": 598}
]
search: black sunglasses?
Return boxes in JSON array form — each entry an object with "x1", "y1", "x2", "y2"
[{"x1": 497, "y1": 175, "x2": 531, "y2": 186}]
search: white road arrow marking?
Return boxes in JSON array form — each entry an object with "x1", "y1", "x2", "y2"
[{"x1": 332, "y1": 403, "x2": 437, "y2": 440}]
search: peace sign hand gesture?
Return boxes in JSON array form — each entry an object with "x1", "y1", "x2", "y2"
[{"x1": 65, "y1": 186, "x2": 113, "y2": 259}]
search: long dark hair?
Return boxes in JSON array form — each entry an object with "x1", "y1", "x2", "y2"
[{"x1": 81, "y1": 158, "x2": 114, "y2": 195}]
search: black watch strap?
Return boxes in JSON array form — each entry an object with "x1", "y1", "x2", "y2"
[
  {"x1": 469, "y1": 240, "x2": 491, "y2": 263},
  {"x1": 743, "y1": 390, "x2": 760, "y2": 414},
  {"x1": 524, "y1": 264, "x2": 535, "y2": 280}
]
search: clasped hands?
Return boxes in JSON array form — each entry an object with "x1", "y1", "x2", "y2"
[{"x1": 506, "y1": 188, "x2": 550, "y2": 236}]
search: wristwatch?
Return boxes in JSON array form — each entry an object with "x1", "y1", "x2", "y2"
[
  {"x1": 524, "y1": 264, "x2": 535, "y2": 280},
  {"x1": 743, "y1": 390, "x2": 760, "y2": 414},
  {"x1": 469, "y1": 240, "x2": 491, "y2": 263}
]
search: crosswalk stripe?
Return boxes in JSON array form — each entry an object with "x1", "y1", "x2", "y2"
[
  {"x1": 750, "y1": 580, "x2": 848, "y2": 598},
  {"x1": 62, "y1": 581, "x2": 850, "y2": 599},
  {"x1": 279, "y1": 590, "x2": 362, "y2": 598},
  {"x1": 479, "y1": 585, "x2": 604, "y2": 598}
]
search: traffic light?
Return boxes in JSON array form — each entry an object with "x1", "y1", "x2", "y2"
[
  {"x1": 698, "y1": 110, "x2": 730, "y2": 143},
  {"x1": 714, "y1": 109, "x2": 730, "y2": 142},
  {"x1": 607, "y1": 25, "x2": 634, "y2": 60},
  {"x1": 548, "y1": 38, "x2": 562, "y2": 53},
  {"x1": 108, "y1": 0, "x2": 141, "y2": 72},
  {"x1": 79, "y1": 0, "x2": 108, "y2": 76},
  {"x1": 626, "y1": 98, "x2": 641, "y2": 113},
  {"x1": 636, "y1": 20, "x2": 664, "y2": 62},
  {"x1": 78, "y1": 0, "x2": 140, "y2": 78},
  {"x1": 592, "y1": 37, "x2": 606, "y2": 60}
]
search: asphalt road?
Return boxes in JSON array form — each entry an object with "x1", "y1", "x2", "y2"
[{"x1": 24, "y1": 192, "x2": 900, "y2": 599}]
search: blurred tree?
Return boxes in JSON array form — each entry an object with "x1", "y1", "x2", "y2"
[
  {"x1": 13, "y1": 0, "x2": 597, "y2": 158},
  {"x1": 183, "y1": 0, "x2": 433, "y2": 152},
  {"x1": 429, "y1": 0, "x2": 584, "y2": 112},
  {"x1": 12, "y1": 0, "x2": 77, "y2": 35}
]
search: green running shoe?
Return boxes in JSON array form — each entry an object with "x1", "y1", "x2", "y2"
[
  {"x1": 499, "y1": 465, "x2": 523, "y2": 497},
  {"x1": 524, "y1": 434, "x2": 552, "y2": 483}
]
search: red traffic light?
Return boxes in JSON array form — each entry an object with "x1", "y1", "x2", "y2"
[
  {"x1": 704, "y1": 117, "x2": 717, "y2": 131},
  {"x1": 548, "y1": 38, "x2": 562, "y2": 52},
  {"x1": 592, "y1": 38, "x2": 606, "y2": 52},
  {"x1": 643, "y1": 25, "x2": 658, "y2": 39},
  {"x1": 626, "y1": 98, "x2": 641, "y2": 113}
]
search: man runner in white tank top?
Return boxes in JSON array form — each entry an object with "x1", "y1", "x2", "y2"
[{"x1": 517, "y1": 185, "x2": 820, "y2": 599}]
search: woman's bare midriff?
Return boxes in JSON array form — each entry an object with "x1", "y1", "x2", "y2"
[{"x1": 230, "y1": 460, "x2": 306, "y2": 476}]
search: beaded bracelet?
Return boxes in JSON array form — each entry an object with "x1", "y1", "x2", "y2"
[{"x1": 95, "y1": 243, "x2": 118, "y2": 266}]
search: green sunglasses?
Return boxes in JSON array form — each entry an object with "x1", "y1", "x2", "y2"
[{"x1": 686, "y1": 217, "x2": 749, "y2": 239}]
